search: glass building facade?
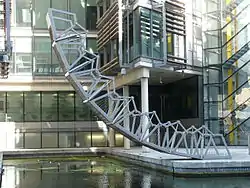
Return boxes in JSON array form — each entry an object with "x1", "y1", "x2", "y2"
[
  {"x1": 0, "y1": 91, "x2": 123, "y2": 149},
  {"x1": 8, "y1": 0, "x2": 97, "y2": 76},
  {"x1": 0, "y1": 0, "x2": 123, "y2": 149},
  {"x1": 2, "y1": 0, "x2": 250, "y2": 149},
  {"x1": 203, "y1": 0, "x2": 250, "y2": 145}
]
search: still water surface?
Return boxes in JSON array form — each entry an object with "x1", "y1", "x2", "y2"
[{"x1": 1, "y1": 157, "x2": 250, "y2": 188}]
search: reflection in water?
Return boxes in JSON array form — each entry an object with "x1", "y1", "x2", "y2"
[{"x1": 1, "y1": 157, "x2": 250, "y2": 188}]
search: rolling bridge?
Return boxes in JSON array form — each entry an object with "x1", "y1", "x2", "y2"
[{"x1": 46, "y1": 8, "x2": 231, "y2": 160}]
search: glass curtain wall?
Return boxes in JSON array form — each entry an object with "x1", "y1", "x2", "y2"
[
  {"x1": 8, "y1": 0, "x2": 97, "y2": 76},
  {"x1": 203, "y1": 0, "x2": 223, "y2": 135},
  {"x1": 122, "y1": 7, "x2": 186, "y2": 66},
  {"x1": 220, "y1": 0, "x2": 250, "y2": 145},
  {"x1": 0, "y1": 91, "x2": 124, "y2": 149},
  {"x1": 32, "y1": 0, "x2": 97, "y2": 30},
  {"x1": 203, "y1": 0, "x2": 250, "y2": 146}
]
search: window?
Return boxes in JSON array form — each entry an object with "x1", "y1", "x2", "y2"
[
  {"x1": 52, "y1": 0, "x2": 69, "y2": 30},
  {"x1": 167, "y1": 33, "x2": 174, "y2": 55},
  {"x1": 41, "y1": 92, "x2": 58, "y2": 121},
  {"x1": 52, "y1": 0, "x2": 67, "y2": 10},
  {"x1": 15, "y1": 132, "x2": 24, "y2": 149},
  {"x1": 75, "y1": 132, "x2": 91, "y2": 147},
  {"x1": 152, "y1": 11, "x2": 162, "y2": 59},
  {"x1": 0, "y1": 92, "x2": 6, "y2": 122},
  {"x1": 140, "y1": 8, "x2": 151, "y2": 57},
  {"x1": 70, "y1": 0, "x2": 86, "y2": 27},
  {"x1": 24, "y1": 92, "x2": 41, "y2": 121},
  {"x1": 128, "y1": 13, "x2": 134, "y2": 61},
  {"x1": 59, "y1": 132, "x2": 74, "y2": 148},
  {"x1": 13, "y1": 37, "x2": 32, "y2": 75},
  {"x1": 58, "y1": 92, "x2": 74, "y2": 121},
  {"x1": 92, "y1": 132, "x2": 108, "y2": 147},
  {"x1": 16, "y1": 0, "x2": 31, "y2": 27},
  {"x1": 52, "y1": 51, "x2": 63, "y2": 75},
  {"x1": 25, "y1": 133, "x2": 41, "y2": 148},
  {"x1": 42, "y1": 133, "x2": 58, "y2": 148},
  {"x1": 7, "y1": 92, "x2": 24, "y2": 122},
  {"x1": 33, "y1": 36, "x2": 52, "y2": 75},
  {"x1": 15, "y1": 53, "x2": 32, "y2": 75},
  {"x1": 75, "y1": 93, "x2": 91, "y2": 121},
  {"x1": 87, "y1": 38, "x2": 97, "y2": 53},
  {"x1": 86, "y1": 0, "x2": 97, "y2": 30},
  {"x1": 33, "y1": 0, "x2": 50, "y2": 29}
]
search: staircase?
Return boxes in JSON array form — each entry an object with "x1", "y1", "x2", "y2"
[
  {"x1": 46, "y1": 8, "x2": 231, "y2": 160},
  {"x1": 221, "y1": 2, "x2": 250, "y2": 144}
]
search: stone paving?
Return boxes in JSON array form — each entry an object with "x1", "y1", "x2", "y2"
[
  {"x1": 111, "y1": 147, "x2": 250, "y2": 175},
  {"x1": 2, "y1": 147, "x2": 250, "y2": 175}
]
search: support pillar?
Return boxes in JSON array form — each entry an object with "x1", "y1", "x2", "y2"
[
  {"x1": 141, "y1": 76, "x2": 149, "y2": 150},
  {"x1": 124, "y1": 170, "x2": 131, "y2": 188},
  {"x1": 123, "y1": 85, "x2": 130, "y2": 149},
  {"x1": 142, "y1": 174, "x2": 151, "y2": 188},
  {"x1": 109, "y1": 128, "x2": 115, "y2": 147},
  {"x1": 108, "y1": 97, "x2": 115, "y2": 147}
]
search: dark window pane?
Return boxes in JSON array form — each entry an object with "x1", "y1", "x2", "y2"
[
  {"x1": 152, "y1": 11, "x2": 163, "y2": 59},
  {"x1": 52, "y1": 0, "x2": 67, "y2": 10},
  {"x1": 42, "y1": 133, "x2": 58, "y2": 148},
  {"x1": 75, "y1": 94, "x2": 91, "y2": 121},
  {"x1": 75, "y1": 132, "x2": 91, "y2": 147},
  {"x1": 24, "y1": 92, "x2": 41, "y2": 121},
  {"x1": 16, "y1": 0, "x2": 31, "y2": 27},
  {"x1": 86, "y1": 0, "x2": 97, "y2": 30},
  {"x1": 59, "y1": 132, "x2": 74, "y2": 148},
  {"x1": 0, "y1": 92, "x2": 6, "y2": 122},
  {"x1": 41, "y1": 92, "x2": 58, "y2": 121},
  {"x1": 58, "y1": 92, "x2": 74, "y2": 121},
  {"x1": 70, "y1": 0, "x2": 86, "y2": 27},
  {"x1": 140, "y1": 8, "x2": 151, "y2": 57},
  {"x1": 33, "y1": 0, "x2": 50, "y2": 29},
  {"x1": 25, "y1": 133, "x2": 41, "y2": 148},
  {"x1": 7, "y1": 92, "x2": 24, "y2": 122},
  {"x1": 87, "y1": 38, "x2": 97, "y2": 53},
  {"x1": 33, "y1": 36, "x2": 52, "y2": 75}
]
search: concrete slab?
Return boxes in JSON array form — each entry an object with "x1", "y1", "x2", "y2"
[
  {"x1": 1, "y1": 148, "x2": 109, "y2": 159},
  {"x1": 109, "y1": 147, "x2": 250, "y2": 176},
  {"x1": 2, "y1": 147, "x2": 250, "y2": 176}
]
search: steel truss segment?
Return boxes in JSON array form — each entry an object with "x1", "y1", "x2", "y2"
[{"x1": 46, "y1": 8, "x2": 232, "y2": 160}]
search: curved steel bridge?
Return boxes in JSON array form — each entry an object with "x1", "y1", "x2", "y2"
[{"x1": 46, "y1": 8, "x2": 231, "y2": 160}]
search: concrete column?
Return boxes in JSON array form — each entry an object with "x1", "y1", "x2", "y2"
[
  {"x1": 142, "y1": 174, "x2": 151, "y2": 188},
  {"x1": 141, "y1": 77, "x2": 149, "y2": 145},
  {"x1": 124, "y1": 170, "x2": 131, "y2": 188},
  {"x1": 108, "y1": 97, "x2": 115, "y2": 147},
  {"x1": 123, "y1": 85, "x2": 130, "y2": 149},
  {"x1": 109, "y1": 128, "x2": 115, "y2": 147}
]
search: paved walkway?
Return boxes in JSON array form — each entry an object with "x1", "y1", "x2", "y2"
[
  {"x1": 110, "y1": 147, "x2": 250, "y2": 175},
  {"x1": 1, "y1": 147, "x2": 250, "y2": 175}
]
